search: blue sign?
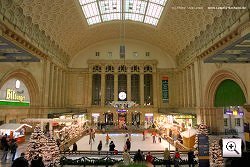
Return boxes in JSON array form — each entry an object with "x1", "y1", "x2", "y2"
[{"x1": 198, "y1": 134, "x2": 209, "y2": 156}]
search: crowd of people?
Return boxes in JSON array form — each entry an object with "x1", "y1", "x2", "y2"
[{"x1": 0, "y1": 134, "x2": 18, "y2": 162}]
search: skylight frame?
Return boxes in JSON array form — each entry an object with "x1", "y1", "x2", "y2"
[{"x1": 78, "y1": 0, "x2": 167, "y2": 26}]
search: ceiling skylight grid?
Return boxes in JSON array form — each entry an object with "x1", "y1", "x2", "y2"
[{"x1": 78, "y1": 0, "x2": 167, "y2": 26}]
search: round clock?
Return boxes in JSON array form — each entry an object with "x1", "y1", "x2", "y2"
[{"x1": 119, "y1": 92, "x2": 126, "y2": 100}]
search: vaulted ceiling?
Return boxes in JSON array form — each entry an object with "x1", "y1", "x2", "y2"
[{"x1": 17, "y1": 0, "x2": 233, "y2": 60}]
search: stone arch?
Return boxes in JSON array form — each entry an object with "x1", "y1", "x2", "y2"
[
  {"x1": 0, "y1": 69, "x2": 40, "y2": 107},
  {"x1": 204, "y1": 69, "x2": 247, "y2": 108}
]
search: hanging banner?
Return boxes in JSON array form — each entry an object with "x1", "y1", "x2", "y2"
[{"x1": 162, "y1": 76, "x2": 169, "y2": 103}]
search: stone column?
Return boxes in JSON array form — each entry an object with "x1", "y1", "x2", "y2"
[
  {"x1": 191, "y1": 64, "x2": 196, "y2": 107},
  {"x1": 57, "y1": 68, "x2": 62, "y2": 107},
  {"x1": 49, "y1": 63, "x2": 54, "y2": 107},
  {"x1": 153, "y1": 72, "x2": 157, "y2": 108},
  {"x1": 53, "y1": 66, "x2": 58, "y2": 107},
  {"x1": 61, "y1": 71, "x2": 65, "y2": 106},
  {"x1": 64, "y1": 72, "x2": 68, "y2": 106},
  {"x1": 186, "y1": 67, "x2": 190, "y2": 107}
]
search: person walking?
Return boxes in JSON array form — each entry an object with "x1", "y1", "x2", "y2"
[
  {"x1": 72, "y1": 142, "x2": 78, "y2": 152},
  {"x1": 123, "y1": 149, "x2": 131, "y2": 165},
  {"x1": 163, "y1": 148, "x2": 171, "y2": 167},
  {"x1": 173, "y1": 148, "x2": 180, "y2": 167},
  {"x1": 106, "y1": 133, "x2": 111, "y2": 145},
  {"x1": 146, "y1": 151, "x2": 154, "y2": 165},
  {"x1": 133, "y1": 149, "x2": 144, "y2": 163},
  {"x1": 30, "y1": 155, "x2": 45, "y2": 167},
  {"x1": 97, "y1": 140, "x2": 102, "y2": 154},
  {"x1": 125, "y1": 138, "x2": 131, "y2": 151},
  {"x1": 89, "y1": 129, "x2": 93, "y2": 144},
  {"x1": 188, "y1": 149, "x2": 195, "y2": 167},
  {"x1": 152, "y1": 131, "x2": 156, "y2": 143},
  {"x1": 142, "y1": 131, "x2": 145, "y2": 141},
  {"x1": 109, "y1": 141, "x2": 115, "y2": 154},
  {"x1": 11, "y1": 152, "x2": 29, "y2": 167},
  {"x1": 10, "y1": 138, "x2": 18, "y2": 161},
  {"x1": 1, "y1": 140, "x2": 9, "y2": 162}
]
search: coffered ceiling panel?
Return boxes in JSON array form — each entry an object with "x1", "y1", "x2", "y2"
[{"x1": 19, "y1": 0, "x2": 232, "y2": 60}]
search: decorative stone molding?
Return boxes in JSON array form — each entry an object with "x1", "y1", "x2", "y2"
[
  {"x1": 177, "y1": 0, "x2": 249, "y2": 67},
  {"x1": 0, "y1": 0, "x2": 69, "y2": 65}
]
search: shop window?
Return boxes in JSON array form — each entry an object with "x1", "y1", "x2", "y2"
[
  {"x1": 235, "y1": 118, "x2": 241, "y2": 126},
  {"x1": 104, "y1": 112, "x2": 113, "y2": 125},
  {"x1": 224, "y1": 118, "x2": 228, "y2": 126},
  {"x1": 132, "y1": 112, "x2": 140, "y2": 126}
]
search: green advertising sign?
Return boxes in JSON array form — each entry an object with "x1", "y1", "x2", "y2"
[{"x1": 162, "y1": 80, "x2": 168, "y2": 103}]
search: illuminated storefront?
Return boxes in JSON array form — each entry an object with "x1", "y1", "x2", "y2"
[
  {"x1": 224, "y1": 106, "x2": 244, "y2": 134},
  {"x1": 0, "y1": 79, "x2": 30, "y2": 106}
]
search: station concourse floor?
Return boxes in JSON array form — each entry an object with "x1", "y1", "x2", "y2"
[{"x1": 0, "y1": 133, "x2": 196, "y2": 166}]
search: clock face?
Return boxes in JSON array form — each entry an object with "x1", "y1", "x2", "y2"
[{"x1": 119, "y1": 92, "x2": 126, "y2": 100}]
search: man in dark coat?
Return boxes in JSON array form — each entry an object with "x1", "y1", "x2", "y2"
[{"x1": 12, "y1": 152, "x2": 29, "y2": 167}]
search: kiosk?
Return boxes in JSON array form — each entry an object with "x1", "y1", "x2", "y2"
[{"x1": 0, "y1": 123, "x2": 32, "y2": 143}]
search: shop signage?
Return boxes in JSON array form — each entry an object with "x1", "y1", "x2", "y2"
[
  {"x1": 198, "y1": 134, "x2": 209, "y2": 156},
  {"x1": 0, "y1": 79, "x2": 30, "y2": 106},
  {"x1": 5, "y1": 89, "x2": 25, "y2": 102},
  {"x1": 162, "y1": 77, "x2": 169, "y2": 103}
]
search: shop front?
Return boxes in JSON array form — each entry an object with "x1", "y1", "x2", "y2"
[
  {"x1": 91, "y1": 113, "x2": 100, "y2": 126},
  {"x1": 0, "y1": 79, "x2": 30, "y2": 106},
  {"x1": 132, "y1": 111, "x2": 140, "y2": 126},
  {"x1": 118, "y1": 109, "x2": 127, "y2": 128},
  {"x1": 104, "y1": 112, "x2": 113, "y2": 125},
  {"x1": 224, "y1": 106, "x2": 244, "y2": 134},
  {"x1": 0, "y1": 123, "x2": 32, "y2": 143},
  {"x1": 145, "y1": 113, "x2": 154, "y2": 129}
]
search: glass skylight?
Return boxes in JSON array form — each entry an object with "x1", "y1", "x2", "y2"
[{"x1": 78, "y1": 0, "x2": 167, "y2": 26}]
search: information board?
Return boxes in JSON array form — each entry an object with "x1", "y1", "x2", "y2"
[{"x1": 198, "y1": 134, "x2": 209, "y2": 156}]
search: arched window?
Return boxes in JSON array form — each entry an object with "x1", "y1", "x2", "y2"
[{"x1": 214, "y1": 79, "x2": 246, "y2": 107}]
